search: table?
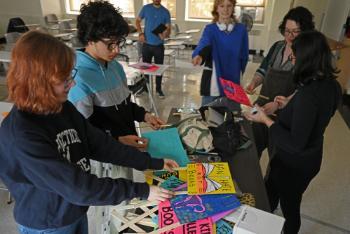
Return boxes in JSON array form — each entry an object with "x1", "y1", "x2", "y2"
[
  {"x1": 0, "y1": 50, "x2": 11, "y2": 63},
  {"x1": 167, "y1": 108, "x2": 271, "y2": 212},
  {"x1": 127, "y1": 63, "x2": 170, "y2": 116},
  {"x1": 141, "y1": 63, "x2": 169, "y2": 92},
  {"x1": 120, "y1": 62, "x2": 159, "y2": 117},
  {"x1": 0, "y1": 101, "x2": 13, "y2": 123}
]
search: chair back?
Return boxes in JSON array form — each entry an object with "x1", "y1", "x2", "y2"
[
  {"x1": 5, "y1": 32, "x2": 21, "y2": 43},
  {"x1": 59, "y1": 21, "x2": 71, "y2": 32},
  {"x1": 7, "y1": 17, "x2": 29, "y2": 33},
  {"x1": 171, "y1": 23, "x2": 180, "y2": 36},
  {"x1": 44, "y1": 14, "x2": 59, "y2": 25}
]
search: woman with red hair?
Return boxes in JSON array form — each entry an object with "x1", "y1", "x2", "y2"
[{"x1": 0, "y1": 31, "x2": 177, "y2": 234}]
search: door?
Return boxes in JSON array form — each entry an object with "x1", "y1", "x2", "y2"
[{"x1": 321, "y1": 0, "x2": 350, "y2": 40}]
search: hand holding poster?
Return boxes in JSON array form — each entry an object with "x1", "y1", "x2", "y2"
[{"x1": 219, "y1": 78, "x2": 252, "y2": 107}]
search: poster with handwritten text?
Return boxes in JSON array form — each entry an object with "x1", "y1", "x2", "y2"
[
  {"x1": 187, "y1": 162, "x2": 236, "y2": 195},
  {"x1": 159, "y1": 200, "x2": 214, "y2": 234}
]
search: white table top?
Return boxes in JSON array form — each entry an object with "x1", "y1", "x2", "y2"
[
  {"x1": 164, "y1": 40, "x2": 185, "y2": 46},
  {"x1": 0, "y1": 102, "x2": 13, "y2": 123},
  {"x1": 119, "y1": 61, "x2": 143, "y2": 86},
  {"x1": 132, "y1": 63, "x2": 169, "y2": 76},
  {"x1": 0, "y1": 50, "x2": 11, "y2": 63},
  {"x1": 185, "y1": 29, "x2": 200, "y2": 34}
]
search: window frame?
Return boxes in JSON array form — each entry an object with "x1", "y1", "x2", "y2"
[
  {"x1": 185, "y1": 0, "x2": 266, "y2": 23},
  {"x1": 64, "y1": 0, "x2": 136, "y2": 18}
]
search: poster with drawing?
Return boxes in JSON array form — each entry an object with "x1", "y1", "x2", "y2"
[
  {"x1": 170, "y1": 194, "x2": 240, "y2": 224},
  {"x1": 187, "y1": 162, "x2": 236, "y2": 195},
  {"x1": 158, "y1": 200, "x2": 214, "y2": 234}
]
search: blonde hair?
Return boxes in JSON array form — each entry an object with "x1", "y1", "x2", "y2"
[
  {"x1": 7, "y1": 31, "x2": 75, "y2": 114},
  {"x1": 211, "y1": 0, "x2": 237, "y2": 23}
]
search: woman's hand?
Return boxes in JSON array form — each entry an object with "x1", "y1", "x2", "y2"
[
  {"x1": 274, "y1": 95, "x2": 289, "y2": 109},
  {"x1": 118, "y1": 135, "x2": 148, "y2": 151},
  {"x1": 262, "y1": 102, "x2": 279, "y2": 115},
  {"x1": 163, "y1": 159, "x2": 179, "y2": 172},
  {"x1": 243, "y1": 105, "x2": 274, "y2": 127},
  {"x1": 138, "y1": 33, "x2": 145, "y2": 43},
  {"x1": 147, "y1": 185, "x2": 175, "y2": 202},
  {"x1": 192, "y1": 55, "x2": 203, "y2": 66},
  {"x1": 144, "y1": 113, "x2": 165, "y2": 129},
  {"x1": 245, "y1": 75, "x2": 263, "y2": 94}
]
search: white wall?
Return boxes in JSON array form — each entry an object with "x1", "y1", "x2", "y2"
[
  {"x1": 1, "y1": 0, "x2": 294, "y2": 53},
  {"x1": 0, "y1": 0, "x2": 43, "y2": 34},
  {"x1": 293, "y1": 0, "x2": 329, "y2": 30}
]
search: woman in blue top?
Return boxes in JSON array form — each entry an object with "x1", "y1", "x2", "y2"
[{"x1": 192, "y1": 0, "x2": 249, "y2": 105}]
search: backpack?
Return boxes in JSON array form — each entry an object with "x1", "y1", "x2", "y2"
[{"x1": 175, "y1": 115, "x2": 214, "y2": 154}]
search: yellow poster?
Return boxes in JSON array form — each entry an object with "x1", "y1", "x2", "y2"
[{"x1": 187, "y1": 162, "x2": 236, "y2": 195}]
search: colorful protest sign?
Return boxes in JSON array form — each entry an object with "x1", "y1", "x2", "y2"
[
  {"x1": 216, "y1": 220, "x2": 233, "y2": 234},
  {"x1": 159, "y1": 200, "x2": 214, "y2": 234},
  {"x1": 187, "y1": 162, "x2": 236, "y2": 195},
  {"x1": 170, "y1": 194, "x2": 240, "y2": 224},
  {"x1": 219, "y1": 78, "x2": 252, "y2": 107},
  {"x1": 160, "y1": 176, "x2": 186, "y2": 190}
]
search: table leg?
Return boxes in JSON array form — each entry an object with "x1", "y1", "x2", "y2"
[{"x1": 145, "y1": 80, "x2": 159, "y2": 116}]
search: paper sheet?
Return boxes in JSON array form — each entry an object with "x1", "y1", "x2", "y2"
[{"x1": 142, "y1": 128, "x2": 190, "y2": 167}]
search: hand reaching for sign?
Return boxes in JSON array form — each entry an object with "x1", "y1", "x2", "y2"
[{"x1": 147, "y1": 185, "x2": 175, "y2": 202}]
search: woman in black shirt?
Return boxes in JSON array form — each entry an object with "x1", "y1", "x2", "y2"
[{"x1": 244, "y1": 31, "x2": 341, "y2": 234}]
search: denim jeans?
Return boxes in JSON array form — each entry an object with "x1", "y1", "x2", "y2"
[
  {"x1": 142, "y1": 43, "x2": 165, "y2": 92},
  {"x1": 17, "y1": 214, "x2": 88, "y2": 234}
]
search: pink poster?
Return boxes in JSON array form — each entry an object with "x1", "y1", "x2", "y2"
[
  {"x1": 159, "y1": 200, "x2": 213, "y2": 234},
  {"x1": 219, "y1": 77, "x2": 252, "y2": 107}
]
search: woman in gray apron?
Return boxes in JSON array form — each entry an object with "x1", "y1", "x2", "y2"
[{"x1": 246, "y1": 6, "x2": 315, "y2": 158}]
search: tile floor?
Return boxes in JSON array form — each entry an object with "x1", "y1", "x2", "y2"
[{"x1": 0, "y1": 49, "x2": 349, "y2": 234}]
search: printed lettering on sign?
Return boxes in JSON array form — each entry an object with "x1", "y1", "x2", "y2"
[{"x1": 158, "y1": 200, "x2": 213, "y2": 234}]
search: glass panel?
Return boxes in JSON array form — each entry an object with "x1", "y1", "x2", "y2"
[
  {"x1": 186, "y1": 0, "x2": 265, "y2": 22},
  {"x1": 237, "y1": 0, "x2": 264, "y2": 7},
  {"x1": 109, "y1": 0, "x2": 135, "y2": 18},
  {"x1": 68, "y1": 0, "x2": 89, "y2": 12}
]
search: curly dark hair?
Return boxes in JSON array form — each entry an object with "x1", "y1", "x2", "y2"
[
  {"x1": 292, "y1": 31, "x2": 339, "y2": 84},
  {"x1": 279, "y1": 6, "x2": 315, "y2": 36},
  {"x1": 77, "y1": 1, "x2": 129, "y2": 45}
]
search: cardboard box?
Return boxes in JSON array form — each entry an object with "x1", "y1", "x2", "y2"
[{"x1": 224, "y1": 205, "x2": 285, "y2": 234}]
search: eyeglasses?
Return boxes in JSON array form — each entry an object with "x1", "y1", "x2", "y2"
[
  {"x1": 64, "y1": 68, "x2": 77, "y2": 89},
  {"x1": 100, "y1": 38, "x2": 126, "y2": 51},
  {"x1": 284, "y1": 29, "x2": 301, "y2": 36}
]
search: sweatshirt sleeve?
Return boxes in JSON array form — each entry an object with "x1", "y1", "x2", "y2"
[
  {"x1": 269, "y1": 90, "x2": 317, "y2": 155},
  {"x1": 192, "y1": 25, "x2": 211, "y2": 58},
  {"x1": 130, "y1": 101, "x2": 147, "y2": 123},
  {"x1": 84, "y1": 118, "x2": 164, "y2": 170},
  {"x1": 240, "y1": 26, "x2": 249, "y2": 74},
  {"x1": 15, "y1": 134, "x2": 151, "y2": 206}
]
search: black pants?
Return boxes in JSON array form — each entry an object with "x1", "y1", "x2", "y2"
[
  {"x1": 266, "y1": 159, "x2": 317, "y2": 234},
  {"x1": 142, "y1": 43, "x2": 165, "y2": 92}
]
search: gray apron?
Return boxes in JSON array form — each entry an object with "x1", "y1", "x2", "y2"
[{"x1": 255, "y1": 68, "x2": 295, "y2": 106}]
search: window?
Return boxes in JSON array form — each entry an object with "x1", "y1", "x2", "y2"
[
  {"x1": 109, "y1": 0, "x2": 135, "y2": 18},
  {"x1": 143, "y1": 0, "x2": 176, "y2": 19},
  {"x1": 186, "y1": 0, "x2": 265, "y2": 23},
  {"x1": 65, "y1": 0, "x2": 89, "y2": 14},
  {"x1": 65, "y1": 0, "x2": 135, "y2": 17}
]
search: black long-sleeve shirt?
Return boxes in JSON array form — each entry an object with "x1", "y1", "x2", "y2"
[
  {"x1": 0, "y1": 101, "x2": 163, "y2": 229},
  {"x1": 269, "y1": 78, "x2": 341, "y2": 173}
]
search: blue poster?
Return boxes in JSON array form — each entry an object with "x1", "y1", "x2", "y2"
[
  {"x1": 170, "y1": 194, "x2": 240, "y2": 224},
  {"x1": 142, "y1": 128, "x2": 190, "y2": 166}
]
